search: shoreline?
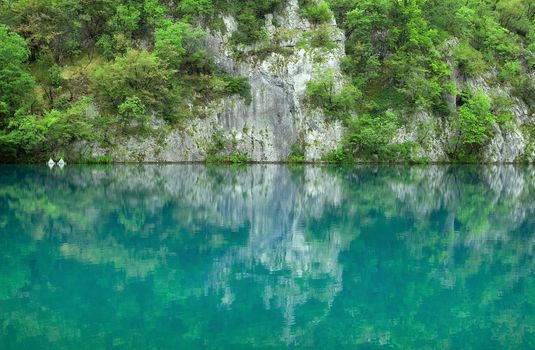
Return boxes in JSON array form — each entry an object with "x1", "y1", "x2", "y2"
[{"x1": 2, "y1": 161, "x2": 535, "y2": 166}]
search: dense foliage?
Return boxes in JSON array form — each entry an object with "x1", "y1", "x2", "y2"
[
  {"x1": 0, "y1": 0, "x2": 255, "y2": 161},
  {"x1": 321, "y1": 0, "x2": 534, "y2": 162},
  {"x1": 0, "y1": 0, "x2": 533, "y2": 162}
]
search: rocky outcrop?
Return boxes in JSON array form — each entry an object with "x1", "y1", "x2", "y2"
[
  {"x1": 390, "y1": 51, "x2": 534, "y2": 163},
  {"x1": 81, "y1": 0, "x2": 345, "y2": 162},
  {"x1": 75, "y1": 2, "x2": 534, "y2": 163}
]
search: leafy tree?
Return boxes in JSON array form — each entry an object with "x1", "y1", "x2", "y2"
[
  {"x1": 307, "y1": 71, "x2": 360, "y2": 120},
  {"x1": 344, "y1": 112, "x2": 398, "y2": 157},
  {"x1": 110, "y1": 2, "x2": 142, "y2": 34},
  {"x1": 453, "y1": 41, "x2": 487, "y2": 77},
  {"x1": 96, "y1": 1, "x2": 143, "y2": 59},
  {"x1": 118, "y1": 96, "x2": 148, "y2": 126},
  {"x1": 300, "y1": 1, "x2": 333, "y2": 24},
  {"x1": 457, "y1": 91, "x2": 495, "y2": 148},
  {"x1": 0, "y1": 99, "x2": 93, "y2": 158},
  {"x1": 177, "y1": 0, "x2": 214, "y2": 19},
  {"x1": 221, "y1": 75, "x2": 252, "y2": 104},
  {"x1": 0, "y1": 115, "x2": 47, "y2": 154},
  {"x1": 91, "y1": 49, "x2": 175, "y2": 116},
  {"x1": 142, "y1": 0, "x2": 167, "y2": 26},
  {"x1": 154, "y1": 21, "x2": 206, "y2": 72},
  {"x1": 224, "y1": 0, "x2": 281, "y2": 45},
  {"x1": 0, "y1": 25, "x2": 35, "y2": 122},
  {"x1": 496, "y1": 0, "x2": 533, "y2": 36},
  {"x1": 0, "y1": 0, "x2": 84, "y2": 61},
  {"x1": 307, "y1": 71, "x2": 336, "y2": 109}
]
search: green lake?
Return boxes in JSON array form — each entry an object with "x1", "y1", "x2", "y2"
[{"x1": 0, "y1": 164, "x2": 534, "y2": 349}]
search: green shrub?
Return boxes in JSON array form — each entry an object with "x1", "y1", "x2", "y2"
[
  {"x1": 323, "y1": 148, "x2": 348, "y2": 163},
  {"x1": 227, "y1": 153, "x2": 250, "y2": 163},
  {"x1": 453, "y1": 41, "x2": 487, "y2": 77},
  {"x1": 498, "y1": 60, "x2": 522, "y2": 82},
  {"x1": 222, "y1": 0, "x2": 281, "y2": 45},
  {"x1": 458, "y1": 91, "x2": 495, "y2": 148},
  {"x1": 310, "y1": 24, "x2": 336, "y2": 49},
  {"x1": 491, "y1": 93, "x2": 514, "y2": 126},
  {"x1": 80, "y1": 155, "x2": 114, "y2": 164},
  {"x1": 288, "y1": 143, "x2": 305, "y2": 163},
  {"x1": 332, "y1": 84, "x2": 361, "y2": 116},
  {"x1": 143, "y1": 0, "x2": 168, "y2": 26},
  {"x1": 0, "y1": 98, "x2": 93, "y2": 158},
  {"x1": 383, "y1": 141, "x2": 425, "y2": 163},
  {"x1": 300, "y1": 1, "x2": 333, "y2": 24},
  {"x1": 205, "y1": 130, "x2": 228, "y2": 157},
  {"x1": 222, "y1": 75, "x2": 252, "y2": 104},
  {"x1": 498, "y1": 60, "x2": 535, "y2": 106},
  {"x1": 479, "y1": 18, "x2": 519, "y2": 62},
  {"x1": 91, "y1": 49, "x2": 175, "y2": 116},
  {"x1": 325, "y1": 138, "x2": 423, "y2": 163},
  {"x1": 0, "y1": 115, "x2": 47, "y2": 154},
  {"x1": 344, "y1": 112, "x2": 398, "y2": 157},
  {"x1": 118, "y1": 96, "x2": 148, "y2": 126},
  {"x1": 307, "y1": 71, "x2": 336, "y2": 108},
  {"x1": 177, "y1": 0, "x2": 215, "y2": 18},
  {"x1": 206, "y1": 152, "x2": 251, "y2": 163},
  {"x1": 0, "y1": 25, "x2": 35, "y2": 121},
  {"x1": 154, "y1": 21, "x2": 206, "y2": 72},
  {"x1": 306, "y1": 71, "x2": 361, "y2": 120}
]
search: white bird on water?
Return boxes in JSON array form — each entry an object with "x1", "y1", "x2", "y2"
[
  {"x1": 58, "y1": 158, "x2": 66, "y2": 168},
  {"x1": 47, "y1": 158, "x2": 55, "y2": 168}
]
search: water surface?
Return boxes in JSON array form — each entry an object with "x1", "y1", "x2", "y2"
[{"x1": 1, "y1": 164, "x2": 534, "y2": 349}]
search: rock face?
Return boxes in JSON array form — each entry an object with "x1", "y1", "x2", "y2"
[
  {"x1": 82, "y1": 0, "x2": 345, "y2": 162},
  {"x1": 389, "y1": 57, "x2": 535, "y2": 163},
  {"x1": 75, "y1": 1, "x2": 534, "y2": 163}
]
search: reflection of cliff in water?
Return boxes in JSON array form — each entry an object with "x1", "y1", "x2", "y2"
[
  {"x1": 201, "y1": 167, "x2": 347, "y2": 343},
  {"x1": 1, "y1": 165, "x2": 535, "y2": 347},
  {"x1": 380, "y1": 165, "x2": 535, "y2": 288},
  {"x1": 2, "y1": 164, "x2": 535, "y2": 283}
]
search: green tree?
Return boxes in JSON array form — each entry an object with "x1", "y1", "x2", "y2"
[
  {"x1": 96, "y1": 1, "x2": 143, "y2": 58},
  {"x1": 0, "y1": 25, "x2": 35, "y2": 122},
  {"x1": 344, "y1": 112, "x2": 398, "y2": 157},
  {"x1": 306, "y1": 71, "x2": 360, "y2": 120},
  {"x1": 0, "y1": 99, "x2": 93, "y2": 159},
  {"x1": 458, "y1": 91, "x2": 495, "y2": 148},
  {"x1": 0, "y1": 0, "x2": 84, "y2": 61},
  {"x1": 453, "y1": 41, "x2": 487, "y2": 77},
  {"x1": 300, "y1": 1, "x2": 333, "y2": 24},
  {"x1": 154, "y1": 21, "x2": 206, "y2": 72},
  {"x1": 177, "y1": 0, "x2": 214, "y2": 19},
  {"x1": 118, "y1": 96, "x2": 148, "y2": 126},
  {"x1": 91, "y1": 49, "x2": 175, "y2": 116}
]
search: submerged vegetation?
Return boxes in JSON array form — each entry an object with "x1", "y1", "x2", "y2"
[{"x1": 0, "y1": 0, "x2": 533, "y2": 162}]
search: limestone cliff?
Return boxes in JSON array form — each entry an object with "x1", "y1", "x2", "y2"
[
  {"x1": 76, "y1": 1, "x2": 534, "y2": 163},
  {"x1": 81, "y1": 0, "x2": 345, "y2": 162}
]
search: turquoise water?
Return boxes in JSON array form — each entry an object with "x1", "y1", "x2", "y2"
[{"x1": 0, "y1": 164, "x2": 534, "y2": 349}]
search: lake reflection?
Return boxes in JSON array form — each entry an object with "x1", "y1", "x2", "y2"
[{"x1": 0, "y1": 164, "x2": 534, "y2": 349}]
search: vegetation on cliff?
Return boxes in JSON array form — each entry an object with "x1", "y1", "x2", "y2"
[
  {"x1": 0, "y1": 0, "x2": 533, "y2": 162},
  {"x1": 323, "y1": 0, "x2": 534, "y2": 162}
]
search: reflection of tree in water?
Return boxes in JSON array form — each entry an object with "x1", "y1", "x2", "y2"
[
  {"x1": 0, "y1": 165, "x2": 350, "y2": 347},
  {"x1": 0, "y1": 165, "x2": 534, "y2": 348},
  {"x1": 318, "y1": 165, "x2": 535, "y2": 348},
  {"x1": 383, "y1": 166, "x2": 535, "y2": 286}
]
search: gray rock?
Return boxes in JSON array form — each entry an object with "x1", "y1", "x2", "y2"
[{"x1": 81, "y1": 1, "x2": 345, "y2": 162}]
